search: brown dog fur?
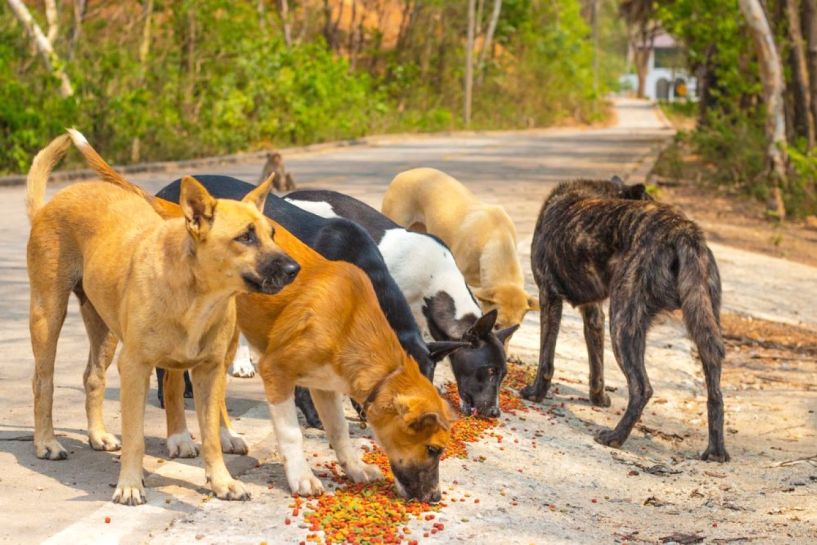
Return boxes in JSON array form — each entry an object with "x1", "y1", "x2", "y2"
[
  {"x1": 382, "y1": 167, "x2": 538, "y2": 331},
  {"x1": 27, "y1": 132, "x2": 297, "y2": 505},
  {"x1": 72, "y1": 145, "x2": 455, "y2": 502}
]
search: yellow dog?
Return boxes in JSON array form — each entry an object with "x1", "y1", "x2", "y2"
[
  {"x1": 26, "y1": 132, "x2": 299, "y2": 505},
  {"x1": 383, "y1": 167, "x2": 538, "y2": 331}
]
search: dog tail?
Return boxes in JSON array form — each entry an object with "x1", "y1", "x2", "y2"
[
  {"x1": 26, "y1": 134, "x2": 72, "y2": 221},
  {"x1": 676, "y1": 235, "x2": 725, "y2": 365},
  {"x1": 66, "y1": 129, "x2": 181, "y2": 219}
]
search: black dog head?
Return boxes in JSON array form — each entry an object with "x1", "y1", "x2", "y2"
[
  {"x1": 423, "y1": 293, "x2": 517, "y2": 417},
  {"x1": 610, "y1": 175, "x2": 652, "y2": 201}
]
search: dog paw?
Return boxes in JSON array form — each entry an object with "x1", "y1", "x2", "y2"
[
  {"x1": 89, "y1": 431, "x2": 121, "y2": 451},
  {"x1": 701, "y1": 445, "x2": 730, "y2": 463},
  {"x1": 210, "y1": 478, "x2": 251, "y2": 501},
  {"x1": 112, "y1": 482, "x2": 146, "y2": 506},
  {"x1": 590, "y1": 391, "x2": 611, "y2": 408},
  {"x1": 167, "y1": 431, "x2": 199, "y2": 458},
  {"x1": 287, "y1": 470, "x2": 324, "y2": 496},
  {"x1": 519, "y1": 383, "x2": 547, "y2": 403},
  {"x1": 220, "y1": 427, "x2": 248, "y2": 455},
  {"x1": 343, "y1": 460, "x2": 383, "y2": 484},
  {"x1": 228, "y1": 347, "x2": 256, "y2": 378},
  {"x1": 35, "y1": 438, "x2": 68, "y2": 461},
  {"x1": 594, "y1": 428, "x2": 625, "y2": 449}
]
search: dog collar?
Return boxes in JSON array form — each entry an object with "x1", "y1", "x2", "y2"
[{"x1": 361, "y1": 366, "x2": 402, "y2": 418}]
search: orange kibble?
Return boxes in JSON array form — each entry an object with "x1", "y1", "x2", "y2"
[{"x1": 104, "y1": 516, "x2": 111, "y2": 524}]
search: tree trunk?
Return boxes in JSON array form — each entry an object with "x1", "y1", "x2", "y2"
[
  {"x1": 804, "y1": 0, "x2": 817, "y2": 138},
  {"x1": 44, "y1": 0, "x2": 58, "y2": 43},
  {"x1": 278, "y1": 0, "x2": 292, "y2": 46},
  {"x1": 476, "y1": 0, "x2": 501, "y2": 79},
  {"x1": 464, "y1": 0, "x2": 476, "y2": 126},
  {"x1": 633, "y1": 45, "x2": 650, "y2": 98},
  {"x1": 6, "y1": 0, "x2": 74, "y2": 97},
  {"x1": 68, "y1": 0, "x2": 86, "y2": 59},
  {"x1": 131, "y1": 0, "x2": 154, "y2": 163},
  {"x1": 785, "y1": 0, "x2": 815, "y2": 147},
  {"x1": 739, "y1": 0, "x2": 788, "y2": 220}
]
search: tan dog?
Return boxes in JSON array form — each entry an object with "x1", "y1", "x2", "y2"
[
  {"x1": 26, "y1": 132, "x2": 299, "y2": 505},
  {"x1": 70, "y1": 145, "x2": 456, "y2": 503},
  {"x1": 382, "y1": 167, "x2": 538, "y2": 330}
]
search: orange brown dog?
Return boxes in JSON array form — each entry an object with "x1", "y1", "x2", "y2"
[
  {"x1": 72, "y1": 144, "x2": 456, "y2": 503},
  {"x1": 382, "y1": 167, "x2": 538, "y2": 331},
  {"x1": 26, "y1": 131, "x2": 299, "y2": 505}
]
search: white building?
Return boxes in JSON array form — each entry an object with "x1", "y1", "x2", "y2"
[{"x1": 620, "y1": 33, "x2": 697, "y2": 101}]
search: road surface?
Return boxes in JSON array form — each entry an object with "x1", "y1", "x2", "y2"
[{"x1": 1, "y1": 99, "x2": 815, "y2": 544}]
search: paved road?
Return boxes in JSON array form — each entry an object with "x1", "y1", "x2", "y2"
[{"x1": 1, "y1": 99, "x2": 815, "y2": 544}]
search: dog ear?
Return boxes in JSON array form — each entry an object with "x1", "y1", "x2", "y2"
[
  {"x1": 180, "y1": 176, "x2": 216, "y2": 239},
  {"x1": 408, "y1": 411, "x2": 450, "y2": 433},
  {"x1": 395, "y1": 396, "x2": 451, "y2": 432},
  {"x1": 624, "y1": 183, "x2": 648, "y2": 200},
  {"x1": 495, "y1": 323, "x2": 520, "y2": 344},
  {"x1": 472, "y1": 287, "x2": 495, "y2": 305},
  {"x1": 527, "y1": 293, "x2": 540, "y2": 311},
  {"x1": 427, "y1": 340, "x2": 471, "y2": 362},
  {"x1": 243, "y1": 175, "x2": 274, "y2": 211},
  {"x1": 466, "y1": 309, "x2": 498, "y2": 341}
]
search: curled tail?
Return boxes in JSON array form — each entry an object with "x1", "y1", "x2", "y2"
[
  {"x1": 65, "y1": 128, "x2": 181, "y2": 219},
  {"x1": 677, "y1": 236, "x2": 724, "y2": 364},
  {"x1": 26, "y1": 134, "x2": 72, "y2": 221}
]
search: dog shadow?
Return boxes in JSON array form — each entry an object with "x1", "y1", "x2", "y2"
[{"x1": 517, "y1": 380, "x2": 698, "y2": 463}]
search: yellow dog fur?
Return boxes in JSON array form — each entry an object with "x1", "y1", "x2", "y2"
[{"x1": 26, "y1": 132, "x2": 297, "y2": 505}]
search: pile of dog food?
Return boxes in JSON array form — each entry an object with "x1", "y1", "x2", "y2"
[{"x1": 286, "y1": 374, "x2": 538, "y2": 544}]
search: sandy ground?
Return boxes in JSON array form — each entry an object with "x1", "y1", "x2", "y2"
[{"x1": 1, "y1": 99, "x2": 815, "y2": 545}]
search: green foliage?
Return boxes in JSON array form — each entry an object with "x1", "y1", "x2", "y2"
[
  {"x1": 655, "y1": 0, "x2": 817, "y2": 216},
  {"x1": 0, "y1": 0, "x2": 617, "y2": 174}
]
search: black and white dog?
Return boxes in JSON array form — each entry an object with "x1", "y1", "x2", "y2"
[{"x1": 285, "y1": 190, "x2": 517, "y2": 417}]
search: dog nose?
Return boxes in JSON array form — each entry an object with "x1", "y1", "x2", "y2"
[
  {"x1": 428, "y1": 490, "x2": 441, "y2": 503},
  {"x1": 282, "y1": 260, "x2": 300, "y2": 281},
  {"x1": 485, "y1": 406, "x2": 501, "y2": 418}
]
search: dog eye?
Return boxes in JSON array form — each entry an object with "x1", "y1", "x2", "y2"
[
  {"x1": 235, "y1": 230, "x2": 257, "y2": 245},
  {"x1": 426, "y1": 445, "x2": 443, "y2": 458}
]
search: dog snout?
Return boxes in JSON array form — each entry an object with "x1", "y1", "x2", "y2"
[
  {"x1": 426, "y1": 489, "x2": 442, "y2": 503},
  {"x1": 280, "y1": 259, "x2": 300, "y2": 282},
  {"x1": 482, "y1": 405, "x2": 501, "y2": 418},
  {"x1": 250, "y1": 253, "x2": 300, "y2": 294}
]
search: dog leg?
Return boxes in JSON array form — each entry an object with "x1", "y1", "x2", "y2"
[
  {"x1": 30, "y1": 285, "x2": 70, "y2": 461},
  {"x1": 217, "y1": 329, "x2": 249, "y2": 454},
  {"x1": 269, "y1": 395, "x2": 325, "y2": 496},
  {"x1": 218, "y1": 399, "x2": 249, "y2": 455},
  {"x1": 80, "y1": 301, "x2": 121, "y2": 451},
  {"x1": 191, "y1": 361, "x2": 249, "y2": 501},
  {"x1": 310, "y1": 389, "x2": 382, "y2": 484},
  {"x1": 295, "y1": 387, "x2": 324, "y2": 429},
  {"x1": 228, "y1": 334, "x2": 256, "y2": 378},
  {"x1": 579, "y1": 303, "x2": 610, "y2": 407},
  {"x1": 699, "y1": 354, "x2": 729, "y2": 462},
  {"x1": 595, "y1": 296, "x2": 651, "y2": 449},
  {"x1": 164, "y1": 369, "x2": 199, "y2": 458},
  {"x1": 113, "y1": 351, "x2": 150, "y2": 505},
  {"x1": 521, "y1": 291, "x2": 562, "y2": 402}
]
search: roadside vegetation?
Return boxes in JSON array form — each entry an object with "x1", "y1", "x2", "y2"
[
  {"x1": 0, "y1": 0, "x2": 627, "y2": 174},
  {"x1": 635, "y1": 0, "x2": 817, "y2": 218}
]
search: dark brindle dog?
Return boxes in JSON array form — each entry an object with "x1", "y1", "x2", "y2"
[{"x1": 522, "y1": 177, "x2": 729, "y2": 462}]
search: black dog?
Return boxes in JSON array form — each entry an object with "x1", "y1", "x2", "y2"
[
  {"x1": 155, "y1": 176, "x2": 469, "y2": 424},
  {"x1": 522, "y1": 177, "x2": 728, "y2": 462}
]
